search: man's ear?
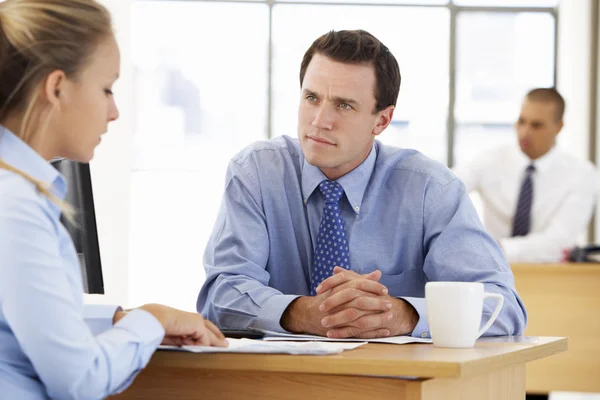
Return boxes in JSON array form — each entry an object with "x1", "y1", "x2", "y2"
[
  {"x1": 555, "y1": 119, "x2": 564, "y2": 136},
  {"x1": 43, "y1": 70, "x2": 67, "y2": 109},
  {"x1": 372, "y1": 105, "x2": 395, "y2": 137}
]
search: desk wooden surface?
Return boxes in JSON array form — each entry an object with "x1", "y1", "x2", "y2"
[
  {"x1": 149, "y1": 336, "x2": 566, "y2": 379},
  {"x1": 512, "y1": 262, "x2": 600, "y2": 274},
  {"x1": 112, "y1": 337, "x2": 566, "y2": 400},
  {"x1": 512, "y1": 263, "x2": 600, "y2": 394}
]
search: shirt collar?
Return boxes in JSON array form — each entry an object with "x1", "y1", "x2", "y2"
[
  {"x1": 516, "y1": 145, "x2": 558, "y2": 174},
  {"x1": 301, "y1": 143, "x2": 377, "y2": 214},
  {"x1": 0, "y1": 125, "x2": 67, "y2": 204}
]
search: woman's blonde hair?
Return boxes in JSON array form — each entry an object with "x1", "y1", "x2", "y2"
[{"x1": 0, "y1": 0, "x2": 113, "y2": 220}]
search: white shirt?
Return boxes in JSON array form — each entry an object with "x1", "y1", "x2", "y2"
[{"x1": 453, "y1": 144, "x2": 598, "y2": 263}]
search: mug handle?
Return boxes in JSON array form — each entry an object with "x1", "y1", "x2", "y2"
[{"x1": 477, "y1": 293, "x2": 504, "y2": 338}]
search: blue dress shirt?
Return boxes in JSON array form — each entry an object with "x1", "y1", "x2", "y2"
[
  {"x1": 0, "y1": 126, "x2": 165, "y2": 400},
  {"x1": 197, "y1": 135, "x2": 527, "y2": 338}
]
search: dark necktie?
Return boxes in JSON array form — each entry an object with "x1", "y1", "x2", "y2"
[
  {"x1": 512, "y1": 165, "x2": 536, "y2": 237},
  {"x1": 310, "y1": 180, "x2": 350, "y2": 295}
]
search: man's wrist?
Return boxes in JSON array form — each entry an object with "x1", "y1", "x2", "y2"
[
  {"x1": 112, "y1": 307, "x2": 127, "y2": 325},
  {"x1": 280, "y1": 296, "x2": 316, "y2": 334},
  {"x1": 389, "y1": 297, "x2": 419, "y2": 335}
]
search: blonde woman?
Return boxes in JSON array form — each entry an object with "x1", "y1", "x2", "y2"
[{"x1": 0, "y1": 1, "x2": 227, "y2": 398}]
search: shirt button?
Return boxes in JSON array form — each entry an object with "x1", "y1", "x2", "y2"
[
  {"x1": 354, "y1": 205, "x2": 360, "y2": 212},
  {"x1": 421, "y1": 332, "x2": 428, "y2": 338}
]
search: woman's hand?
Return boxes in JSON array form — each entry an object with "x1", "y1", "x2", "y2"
[{"x1": 138, "y1": 304, "x2": 228, "y2": 347}]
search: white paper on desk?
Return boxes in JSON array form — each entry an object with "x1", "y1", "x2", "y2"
[
  {"x1": 159, "y1": 338, "x2": 367, "y2": 355},
  {"x1": 256, "y1": 329, "x2": 432, "y2": 344}
]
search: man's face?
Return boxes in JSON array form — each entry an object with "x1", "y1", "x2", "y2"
[
  {"x1": 515, "y1": 99, "x2": 563, "y2": 160},
  {"x1": 297, "y1": 54, "x2": 394, "y2": 180}
]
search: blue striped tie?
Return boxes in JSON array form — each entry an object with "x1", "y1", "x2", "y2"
[
  {"x1": 512, "y1": 165, "x2": 535, "y2": 237},
  {"x1": 310, "y1": 180, "x2": 350, "y2": 296}
]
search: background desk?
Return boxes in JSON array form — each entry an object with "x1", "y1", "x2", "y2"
[
  {"x1": 512, "y1": 263, "x2": 600, "y2": 394},
  {"x1": 111, "y1": 336, "x2": 565, "y2": 400}
]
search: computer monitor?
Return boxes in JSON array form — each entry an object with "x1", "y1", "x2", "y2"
[{"x1": 50, "y1": 159, "x2": 104, "y2": 294}]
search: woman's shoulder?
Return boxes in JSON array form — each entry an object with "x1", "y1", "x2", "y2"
[{"x1": 0, "y1": 170, "x2": 53, "y2": 224}]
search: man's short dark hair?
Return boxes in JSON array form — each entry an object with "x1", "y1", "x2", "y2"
[
  {"x1": 299, "y1": 29, "x2": 401, "y2": 113},
  {"x1": 526, "y1": 87, "x2": 565, "y2": 121}
]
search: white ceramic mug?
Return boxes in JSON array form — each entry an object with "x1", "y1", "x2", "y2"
[{"x1": 425, "y1": 282, "x2": 504, "y2": 348}]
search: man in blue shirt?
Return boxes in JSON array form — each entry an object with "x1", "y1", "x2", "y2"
[{"x1": 197, "y1": 29, "x2": 527, "y2": 339}]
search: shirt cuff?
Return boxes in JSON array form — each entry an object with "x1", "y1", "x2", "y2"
[
  {"x1": 83, "y1": 304, "x2": 121, "y2": 336},
  {"x1": 253, "y1": 294, "x2": 301, "y2": 333},
  {"x1": 114, "y1": 308, "x2": 166, "y2": 344},
  {"x1": 108, "y1": 309, "x2": 165, "y2": 395},
  {"x1": 402, "y1": 297, "x2": 430, "y2": 339}
]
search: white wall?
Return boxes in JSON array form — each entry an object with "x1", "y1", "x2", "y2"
[
  {"x1": 557, "y1": 0, "x2": 592, "y2": 161},
  {"x1": 84, "y1": 0, "x2": 135, "y2": 307},
  {"x1": 556, "y1": 0, "x2": 599, "y2": 243},
  {"x1": 596, "y1": 0, "x2": 600, "y2": 242}
]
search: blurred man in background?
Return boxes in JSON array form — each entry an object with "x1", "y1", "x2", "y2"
[{"x1": 453, "y1": 88, "x2": 598, "y2": 262}]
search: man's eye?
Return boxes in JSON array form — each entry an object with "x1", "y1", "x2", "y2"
[
  {"x1": 339, "y1": 103, "x2": 352, "y2": 110},
  {"x1": 104, "y1": 89, "x2": 114, "y2": 96},
  {"x1": 306, "y1": 95, "x2": 316, "y2": 101}
]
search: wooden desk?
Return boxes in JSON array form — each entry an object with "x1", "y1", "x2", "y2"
[
  {"x1": 512, "y1": 263, "x2": 600, "y2": 394},
  {"x1": 111, "y1": 336, "x2": 565, "y2": 400}
]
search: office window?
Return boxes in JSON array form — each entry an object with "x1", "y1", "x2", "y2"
[
  {"x1": 453, "y1": 0, "x2": 558, "y2": 6},
  {"x1": 129, "y1": 1, "x2": 269, "y2": 309},
  {"x1": 454, "y1": 11, "x2": 555, "y2": 165},
  {"x1": 277, "y1": 0, "x2": 448, "y2": 3},
  {"x1": 272, "y1": 5, "x2": 449, "y2": 163},
  {"x1": 129, "y1": 0, "x2": 557, "y2": 311}
]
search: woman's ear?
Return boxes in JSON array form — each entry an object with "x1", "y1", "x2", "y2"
[{"x1": 44, "y1": 70, "x2": 66, "y2": 109}]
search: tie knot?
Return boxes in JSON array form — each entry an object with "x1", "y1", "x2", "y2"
[
  {"x1": 526, "y1": 165, "x2": 535, "y2": 174},
  {"x1": 319, "y1": 180, "x2": 344, "y2": 204}
]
